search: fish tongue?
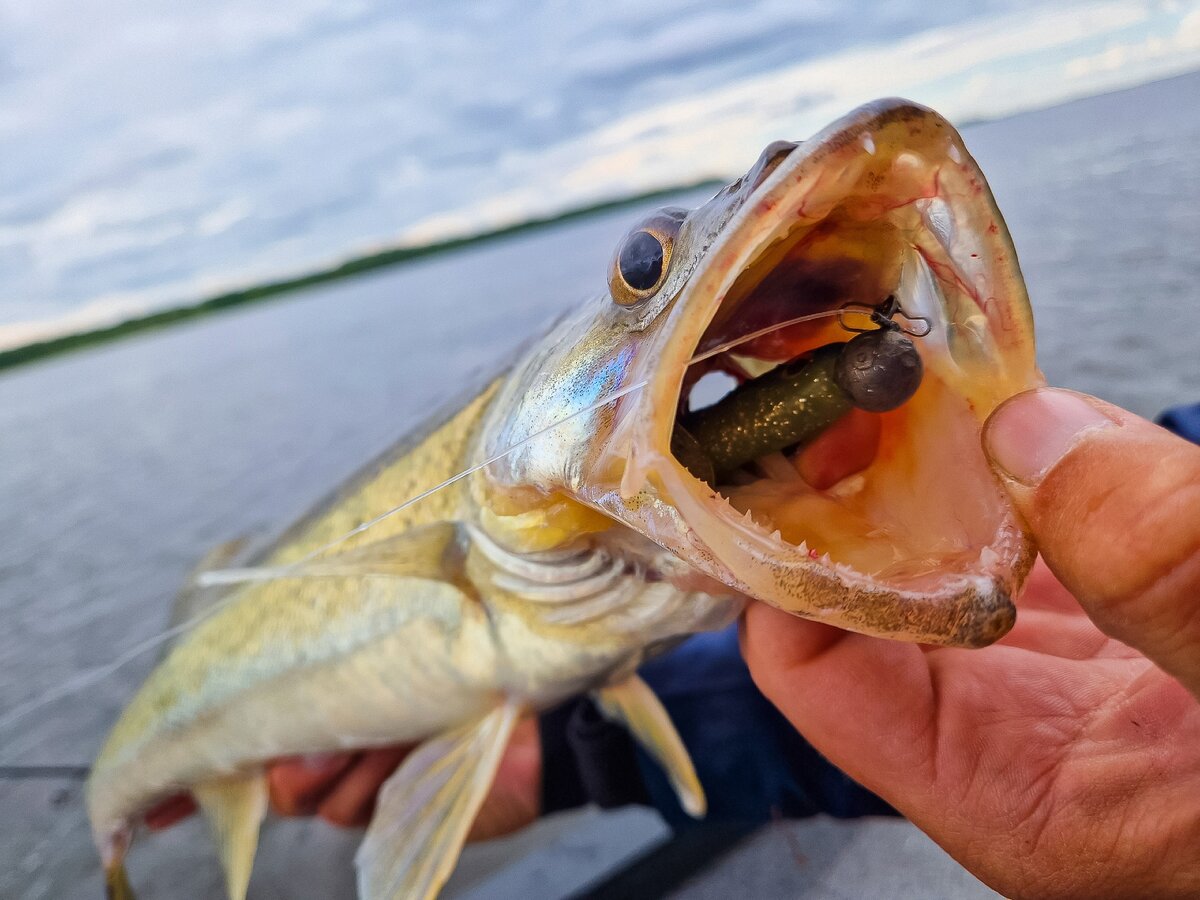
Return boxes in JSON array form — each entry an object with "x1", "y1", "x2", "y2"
[{"x1": 793, "y1": 407, "x2": 882, "y2": 490}]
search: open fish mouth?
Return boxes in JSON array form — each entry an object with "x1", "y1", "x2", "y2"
[{"x1": 619, "y1": 100, "x2": 1041, "y2": 646}]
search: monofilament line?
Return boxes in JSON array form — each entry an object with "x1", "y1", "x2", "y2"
[
  {"x1": 202, "y1": 309, "x2": 841, "y2": 586},
  {"x1": 0, "y1": 614, "x2": 224, "y2": 734},
  {"x1": 0, "y1": 377, "x2": 652, "y2": 738},
  {"x1": 0, "y1": 310, "x2": 841, "y2": 738}
]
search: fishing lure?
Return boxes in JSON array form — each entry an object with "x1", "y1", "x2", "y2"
[{"x1": 677, "y1": 295, "x2": 926, "y2": 480}]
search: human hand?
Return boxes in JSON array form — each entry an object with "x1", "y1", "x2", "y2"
[
  {"x1": 742, "y1": 388, "x2": 1200, "y2": 898},
  {"x1": 146, "y1": 718, "x2": 541, "y2": 842}
]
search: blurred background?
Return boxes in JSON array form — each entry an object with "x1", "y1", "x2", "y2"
[{"x1": 1, "y1": 1, "x2": 1198, "y2": 897}]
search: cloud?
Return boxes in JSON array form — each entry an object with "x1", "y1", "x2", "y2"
[{"x1": 1065, "y1": 5, "x2": 1200, "y2": 78}]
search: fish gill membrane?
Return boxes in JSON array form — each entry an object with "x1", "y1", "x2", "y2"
[{"x1": 7, "y1": 98, "x2": 1041, "y2": 900}]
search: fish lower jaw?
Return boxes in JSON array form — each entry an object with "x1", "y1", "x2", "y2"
[
  {"x1": 678, "y1": 477, "x2": 1028, "y2": 647},
  {"x1": 692, "y1": 480, "x2": 879, "y2": 588}
]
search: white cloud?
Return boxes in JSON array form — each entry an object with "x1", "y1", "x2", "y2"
[{"x1": 1066, "y1": 4, "x2": 1200, "y2": 78}]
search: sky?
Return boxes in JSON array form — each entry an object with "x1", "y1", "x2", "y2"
[{"x1": 1, "y1": 0, "x2": 1198, "y2": 350}]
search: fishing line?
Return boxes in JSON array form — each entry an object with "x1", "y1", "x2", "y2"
[
  {"x1": 202, "y1": 308, "x2": 846, "y2": 586},
  {"x1": 0, "y1": 309, "x2": 844, "y2": 740},
  {"x1": 0, "y1": 615, "x2": 228, "y2": 736}
]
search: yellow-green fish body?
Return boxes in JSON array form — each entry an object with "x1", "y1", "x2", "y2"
[{"x1": 89, "y1": 98, "x2": 1042, "y2": 900}]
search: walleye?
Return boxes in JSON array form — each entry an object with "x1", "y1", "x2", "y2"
[{"x1": 87, "y1": 99, "x2": 1041, "y2": 900}]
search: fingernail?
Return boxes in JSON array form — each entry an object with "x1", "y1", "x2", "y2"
[{"x1": 984, "y1": 388, "x2": 1113, "y2": 485}]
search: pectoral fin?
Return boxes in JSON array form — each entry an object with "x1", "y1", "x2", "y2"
[
  {"x1": 356, "y1": 699, "x2": 521, "y2": 900},
  {"x1": 192, "y1": 773, "x2": 268, "y2": 900},
  {"x1": 595, "y1": 676, "x2": 706, "y2": 818}
]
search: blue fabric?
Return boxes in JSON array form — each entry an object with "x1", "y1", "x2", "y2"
[
  {"x1": 1158, "y1": 402, "x2": 1200, "y2": 444},
  {"x1": 635, "y1": 625, "x2": 894, "y2": 828}
]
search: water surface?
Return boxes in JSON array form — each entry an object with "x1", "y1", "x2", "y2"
[{"x1": 0, "y1": 73, "x2": 1198, "y2": 897}]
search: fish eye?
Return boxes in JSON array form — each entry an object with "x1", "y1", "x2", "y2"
[
  {"x1": 609, "y1": 209, "x2": 685, "y2": 307},
  {"x1": 619, "y1": 231, "x2": 664, "y2": 291}
]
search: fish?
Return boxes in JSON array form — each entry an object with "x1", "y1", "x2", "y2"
[{"x1": 86, "y1": 98, "x2": 1041, "y2": 900}]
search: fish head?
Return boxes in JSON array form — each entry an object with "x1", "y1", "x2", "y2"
[{"x1": 479, "y1": 98, "x2": 1041, "y2": 648}]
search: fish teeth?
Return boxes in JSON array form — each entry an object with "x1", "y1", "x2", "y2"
[{"x1": 831, "y1": 560, "x2": 859, "y2": 580}]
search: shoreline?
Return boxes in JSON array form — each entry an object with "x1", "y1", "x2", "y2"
[{"x1": 0, "y1": 179, "x2": 720, "y2": 374}]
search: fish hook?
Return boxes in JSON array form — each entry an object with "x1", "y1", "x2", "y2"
[{"x1": 837, "y1": 295, "x2": 932, "y2": 338}]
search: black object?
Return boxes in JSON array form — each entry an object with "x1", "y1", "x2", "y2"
[
  {"x1": 834, "y1": 327, "x2": 924, "y2": 412},
  {"x1": 540, "y1": 697, "x2": 651, "y2": 815},
  {"x1": 569, "y1": 821, "x2": 760, "y2": 900}
]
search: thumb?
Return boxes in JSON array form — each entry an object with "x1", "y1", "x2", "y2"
[{"x1": 983, "y1": 388, "x2": 1200, "y2": 694}]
